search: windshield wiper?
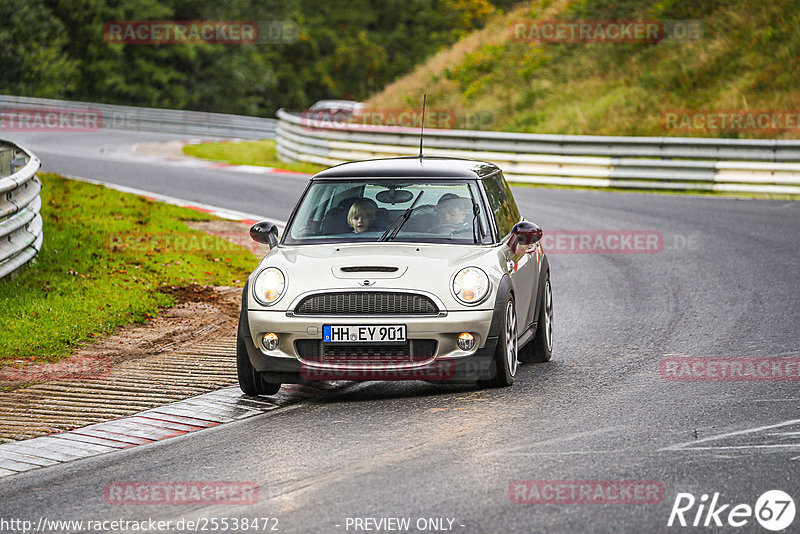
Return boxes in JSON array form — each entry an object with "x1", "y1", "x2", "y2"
[
  {"x1": 468, "y1": 192, "x2": 485, "y2": 244},
  {"x1": 379, "y1": 191, "x2": 424, "y2": 242}
]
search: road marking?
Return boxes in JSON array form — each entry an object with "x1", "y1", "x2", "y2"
[
  {"x1": 485, "y1": 450, "x2": 618, "y2": 456},
  {"x1": 661, "y1": 419, "x2": 800, "y2": 451},
  {"x1": 494, "y1": 426, "x2": 624, "y2": 454},
  {"x1": 669, "y1": 444, "x2": 800, "y2": 451}
]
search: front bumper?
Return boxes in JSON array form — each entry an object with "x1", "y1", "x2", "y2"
[{"x1": 243, "y1": 309, "x2": 499, "y2": 382}]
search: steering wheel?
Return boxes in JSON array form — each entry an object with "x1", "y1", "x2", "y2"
[
  {"x1": 429, "y1": 223, "x2": 457, "y2": 233},
  {"x1": 430, "y1": 222, "x2": 471, "y2": 235}
]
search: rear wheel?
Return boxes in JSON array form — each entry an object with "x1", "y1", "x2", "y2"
[
  {"x1": 237, "y1": 329, "x2": 281, "y2": 396},
  {"x1": 477, "y1": 295, "x2": 517, "y2": 388},
  {"x1": 519, "y1": 274, "x2": 553, "y2": 364}
]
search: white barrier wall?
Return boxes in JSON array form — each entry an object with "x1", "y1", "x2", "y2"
[
  {"x1": 0, "y1": 142, "x2": 42, "y2": 279},
  {"x1": 275, "y1": 109, "x2": 800, "y2": 194}
]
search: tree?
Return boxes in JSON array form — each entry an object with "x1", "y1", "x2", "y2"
[{"x1": 0, "y1": 0, "x2": 77, "y2": 97}]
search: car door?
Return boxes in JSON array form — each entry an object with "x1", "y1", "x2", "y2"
[{"x1": 482, "y1": 173, "x2": 539, "y2": 331}]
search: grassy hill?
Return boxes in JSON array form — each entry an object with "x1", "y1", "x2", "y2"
[{"x1": 366, "y1": 0, "x2": 800, "y2": 138}]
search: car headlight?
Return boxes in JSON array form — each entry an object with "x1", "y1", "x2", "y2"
[
  {"x1": 253, "y1": 267, "x2": 286, "y2": 306},
  {"x1": 452, "y1": 267, "x2": 489, "y2": 305}
]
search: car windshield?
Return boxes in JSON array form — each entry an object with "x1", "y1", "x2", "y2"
[{"x1": 284, "y1": 179, "x2": 491, "y2": 245}]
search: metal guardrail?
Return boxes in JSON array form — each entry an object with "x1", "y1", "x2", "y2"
[
  {"x1": 0, "y1": 95, "x2": 276, "y2": 139},
  {"x1": 0, "y1": 141, "x2": 42, "y2": 279},
  {"x1": 275, "y1": 109, "x2": 800, "y2": 194}
]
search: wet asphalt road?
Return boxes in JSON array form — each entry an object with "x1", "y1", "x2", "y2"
[
  {"x1": 1, "y1": 131, "x2": 798, "y2": 533},
  {"x1": 5, "y1": 130, "x2": 301, "y2": 222}
]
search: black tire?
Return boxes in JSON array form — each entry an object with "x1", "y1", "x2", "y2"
[
  {"x1": 477, "y1": 294, "x2": 517, "y2": 388},
  {"x1": 237, "y1": 325, "x2": 281, "y2": 396},
  {"x1": 519, "y1": 273, "x2": 553, "y2": 364}
]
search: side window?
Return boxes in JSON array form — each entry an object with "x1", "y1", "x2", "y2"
[{"x1": 482, "y1": 173, "x2": 520, "y2": 238}]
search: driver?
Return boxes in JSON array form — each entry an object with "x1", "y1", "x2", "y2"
[{"x1": 347, "y1": 199, "x2": 376, "y2": 233}]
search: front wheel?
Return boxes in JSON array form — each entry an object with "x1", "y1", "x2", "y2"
[
  {"x1": 237, "y1": 330, "x2": 281, "y2": 396},
  {"x1": 519, "y1": 273, "x2": 553, "y2": 364},
  {"x1": 477, "y1": 295, "x2": 517, "y2": 388}
]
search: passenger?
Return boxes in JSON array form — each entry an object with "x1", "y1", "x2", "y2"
[
  {"x1": 436, "y1": 196, "x2": 471, "y2": 228},
  {"x1": 347, "y1": 199, "x2": 376, "y2": 233}
]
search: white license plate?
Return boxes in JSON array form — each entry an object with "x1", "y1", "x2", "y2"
[{"x1": 323, "y1": 325, "x2": 406, "y2": 343}]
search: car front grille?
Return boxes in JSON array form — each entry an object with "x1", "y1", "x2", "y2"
[
  {"x1": 293, "y1": 292, "x2": 439, "y2": 316},
  {"x1": 295, "y1": 339, "x2": 437, "y2": 364}
]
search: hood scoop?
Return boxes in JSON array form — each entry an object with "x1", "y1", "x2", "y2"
[{"x1": 333, "y1": 264, "x2": 407, "y2": 279}]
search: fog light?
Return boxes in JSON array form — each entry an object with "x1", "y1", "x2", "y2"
[
  {"x1": 457, "y1": 332, "x2": 475, "y2": 351},
  {"x1": 262, "y1": 332, "x2": 279, "y2": 351}
]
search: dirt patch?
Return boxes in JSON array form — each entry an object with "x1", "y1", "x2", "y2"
[
  {"x1": 158, "y1": 283, "x2": 222, "y2": 303},
  {"x1": 156, "y1": 283, "x2": 241, "y2": 318},
  {"x1": 78, "y1": 284, "x2": 243, "y2": 366}
]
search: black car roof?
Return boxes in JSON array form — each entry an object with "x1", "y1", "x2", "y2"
[{"x1": 311, "y1": 156, "x2": 501, "y2": 180}]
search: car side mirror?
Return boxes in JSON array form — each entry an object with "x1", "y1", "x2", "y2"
[
  {"x1": 250, "y1": 221, "x2": 279, "y2": 249},
  {"x1": 508, "y1": 221, "x2": 543, "y2": 252}
]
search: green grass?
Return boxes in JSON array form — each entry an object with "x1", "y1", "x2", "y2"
[
  {"x1": 0, "y1": 173, "x2": 257, "y2": 365},
  {"x1": 183, "y1": 140, "x2": 326, "y2": 174},
  {"x1": 367, "y1": 0, "x2": 800, "y2": 139}
]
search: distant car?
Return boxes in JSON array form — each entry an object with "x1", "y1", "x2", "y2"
[
  {"x1": 237, "y1": 156, "x2": 553, "y2": 394},
  {"x1": 308, "y1": 99, "x2": 365, "y2": 114},
  {"x1": 305, "y1": 100, "x2": 365, "y2": 122}
]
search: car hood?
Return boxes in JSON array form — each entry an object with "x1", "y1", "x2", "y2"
[{"x1": 249, "y1": 243, "x2": 501, "y2": 311}]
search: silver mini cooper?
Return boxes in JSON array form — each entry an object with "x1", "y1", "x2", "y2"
[{"x1": 237, "y1": 156, "x2": 553, "y2": 394}]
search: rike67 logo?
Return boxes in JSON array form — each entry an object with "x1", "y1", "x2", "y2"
[{"x1": 668, "y1": 490, "x2": 795, "y2": 531}]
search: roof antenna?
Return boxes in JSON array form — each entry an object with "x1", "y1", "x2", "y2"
[{"x1": 418, "y1": 93, "x2": 427, "y2": 161}]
